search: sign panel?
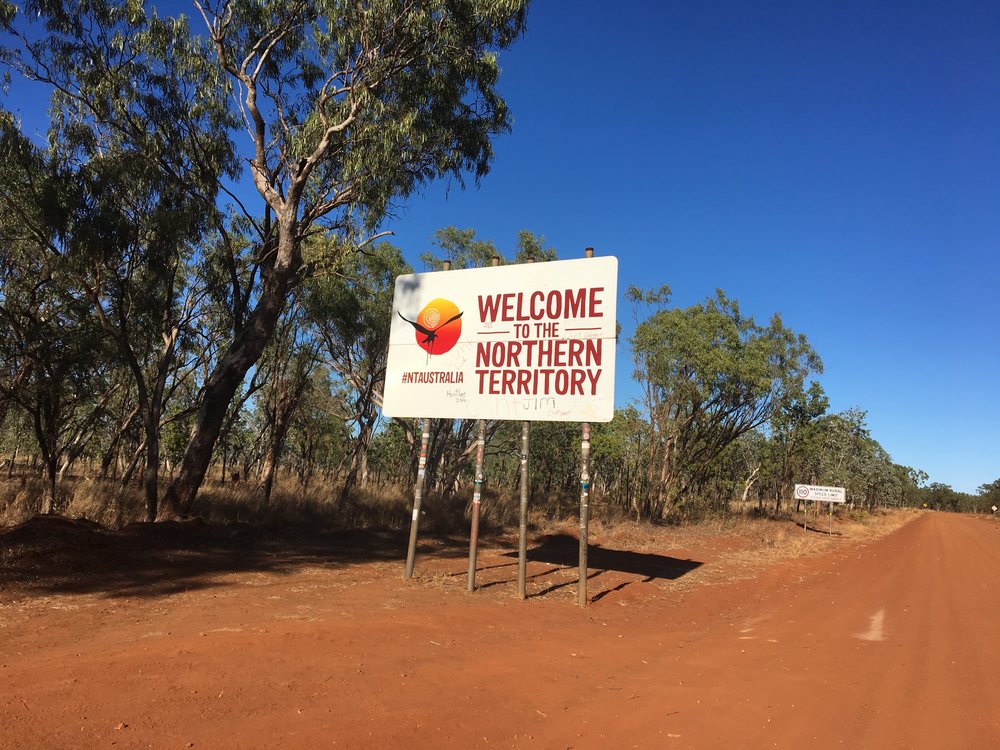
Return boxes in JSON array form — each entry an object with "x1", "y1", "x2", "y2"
[
  {"x1": 794, "y1": 484, "x2": 847, "y2": 503},
  {"x1": 383, "y1": 257, "x2": 617, "y2": 422}
]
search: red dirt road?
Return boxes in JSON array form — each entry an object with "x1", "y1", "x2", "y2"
[{"x1": 2, "y1": 512, "x2": 999, "y2": 749}]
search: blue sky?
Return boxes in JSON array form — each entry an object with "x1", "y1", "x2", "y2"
[
  {"x1": 387, "y1": 1, "x2": 999, "y2": 492},
  {"x1": 4, "y1": 2, "x2": 997, "y2": 492}
]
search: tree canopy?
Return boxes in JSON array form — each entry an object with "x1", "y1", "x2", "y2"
[
  {"x1": 631, "y1": 287, "x2": 822, "y2": 517},
  {"x1": 1, "y1": 0, "x2": 530, "y2": 517}
]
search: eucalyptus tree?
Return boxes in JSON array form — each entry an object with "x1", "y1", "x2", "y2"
[
  {"x1": 857, "y1": 441, "x2": 902, "y2": 509},
  {"x1": 66, "y1": 153, "x2": 218, "y2": 518},
  {"x1": 255, "y1": 291, "x2": 320, "y2": 503},
  {"x1": 367, "y1": 418, "x2": 412, "y2": 488},
  {"x1": 305, "y1": 242, "x2": 409, "y2": 500},
  {"x1": 2, "y1": 2, "x2": 238, "y2": 517},
  {"x1": 526, "y1": 420, "x2": 583, "y2": 505},
  {"x1": 160, "y1": 0, "x2": 529, "y2": 517},
  {"x1": 918, "y1": 482, "x2": 965, "y2": 512},
  {"x1": 512, "y1": 229, "x2": 558, "y2": 263},
  {"x1": 419, "y1": 226, "x2": 500, "y2": 271},
  {"x1": 729, "y1": 429, "x2": 768, "y2": 509},
  {"x1": 814, "y1": 407, "x2": 869, "y2": 491},
  {"x1": 590, "y1": 406, "x2": 647, "y2": 516},
  {"x1": 286, "y1": 367, "x2": 351, "y2": 490},
  {"x1": 0, "y1": 92, "x2": 215, "y2": 518},
  {"x1": 977, "y1": 479, "x2": 1000, "y2": 511},
  {"x1": 419, "y1": 226, "x2": 557, "y2": 271},
  {"x1": 770, "y1": 380, "x2": 829, "y2": 510},
  {"x1": 0, "y1": 403, "x2": 30, "y2": 479},
  {"x1": 3, "y1": 0, "x2": 530, "y2": 518},
  {"x1": 0, "y1": 110, "x2": 118, "y2": 509},
  {"x1": 810, "y1": 408, "x2": 904, "y2": 509},
  {"x1": 631, "y1": 288, "x2": 821, "y2": 518},
  {"x1": 0, "y1": 275, "x2": 112, "y2": 511}
]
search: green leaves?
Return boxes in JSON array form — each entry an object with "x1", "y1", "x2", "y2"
[
  {"x1": 0, "y1": 1, "x2": 15, "y2": 26},
  {"x1": 169, "y1": 0, "x2": 530, "y2": 233},
  {"x1": 631, "y1": 288, "x2": 822, "y2": 516},
  {"x1": 419, "y1": 226, "x2": 556, "y2": 270}
]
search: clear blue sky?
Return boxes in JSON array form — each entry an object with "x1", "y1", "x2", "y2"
[
  {"x1": 4, "y1": 2, "x2": 997, "y2": 492},
  {"x1": 387, "y1": 1, "x2": 999, "y2": 493}
]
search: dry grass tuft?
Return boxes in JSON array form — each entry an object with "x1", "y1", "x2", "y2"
[{"x1": 194, "y1": 479, "x2": 415, "y2": 531}]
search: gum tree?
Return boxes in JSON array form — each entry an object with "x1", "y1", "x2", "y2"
[
  {"x1": 631, "y1": 288, "x2": 822, "y2": 518},
  {"x1": 305, "y1": 242, "x2": 409, "y2": 500},
  {"x1": 3, "y1": 0, "x2": 529, "y2": 517}
]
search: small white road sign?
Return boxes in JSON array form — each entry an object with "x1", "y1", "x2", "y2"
[{"x1": 794, "y1": 484, "x2": 847, "y2": 503}]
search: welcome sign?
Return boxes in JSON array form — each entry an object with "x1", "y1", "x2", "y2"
[{"x1": 383, "y1": 257, "x2": 618, "y2": 421}]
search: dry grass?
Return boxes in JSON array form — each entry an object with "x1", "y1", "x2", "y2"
[
  {"x1": 672, "y1": 506, "x2": 923, "y2": 589},
  {"x1": 0, "y1": 467, "x2": 925, "y2": 571},
  {"x1": 193, "y1": 480, "x2": 414, "y2": 531},
  {"x1": 0, "y1": 476, "x2": 147, "y2": 529},
  {"x1": 830, "y1": 506, "x2": 924, "y2": 541},
  {"x1": 524, "y1": 505, "x2": 923, "y2": 595},
  {"x1": 0, "y1": 472, "x2": 470, "y2": 534}
]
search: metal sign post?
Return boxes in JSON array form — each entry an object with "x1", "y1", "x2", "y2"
[
  {"x1": 578, "y1": 421, "x2": 591, "y2": 606},
  {"x1": 578, "y1": 247, "x2": 595, "y2": 607},
  {"x1": 404, "y1": 417, "x2": 431, "y2": 578},
  {"x1": 517, "y1": 257, "x2": 534, "y2": 600},
  {"x1": 517, "y1": 420, "x2": 530, "y2": 599},
  {"x1": 467, "y1": 418, "x2": 486, "y2": 591},
  {"x1": 404, "y1": 260, "x2": 451, "y2": 579},
  {"x1": 466, "y1": 256, "x2": 498, "y2": 592}
]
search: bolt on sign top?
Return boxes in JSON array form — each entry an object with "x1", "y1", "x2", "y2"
[{"x1": 383, "y1": 256, "x2": 618, "y2": 422}]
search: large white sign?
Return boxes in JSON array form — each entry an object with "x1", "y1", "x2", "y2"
[
  {"x1": 794, "y1": 484, "x2": 847, "y2": 503},
  {"x1": 383, "y1": 257, "x2": 617, "y2": 422}
]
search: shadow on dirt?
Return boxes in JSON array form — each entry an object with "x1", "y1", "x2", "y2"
[
  {"x1": 488, "y1": 533, "x2": 703, "y2": 599},
  {"x1": 0, "y1": 515, "x2": 472, "y2": 600},
  {"x1": 517, "y1": 533, "x2": 702, "y2": 578},
  {"x1": 801, "y1": 523, "x2": 843, "y2": 537}
]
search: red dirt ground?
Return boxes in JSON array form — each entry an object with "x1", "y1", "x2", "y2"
[{"x1": 2, "y1": 511, "x2": 999, "y2": 749}]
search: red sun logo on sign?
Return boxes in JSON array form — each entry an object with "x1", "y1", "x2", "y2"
[{"x1": 398, "y1": 298, "x2": 463, "y2": 356}]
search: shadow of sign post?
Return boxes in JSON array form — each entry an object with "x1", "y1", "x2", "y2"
[{"x1": 502, "y1": 533, "x2": 703, "y2": 601}]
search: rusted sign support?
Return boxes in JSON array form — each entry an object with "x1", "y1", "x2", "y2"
[
  {"x1": 467, "y1": 420, "x2": 487, "y2": 591},
  {"x1": 404, "y1": 259, "x2": 451, "y2": 579},
  {"x1": 404, "y1": 417, "x2": 431, "y2": 579},
  {"x1": 515, "y1": 257, "x2": 535, "y2": 599},
  {"x1": 579, "y1": 422, "x2": 592, "y2": 606},
  {"x1": 466, "y1": 255, "x2": 500, "y2": 592},
  {"x1": 517, "y1": 419, "x2": 530, "y2": 599},
  {"x1": 578, "y1": 246, "x2": 595, "y2": 606}
]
